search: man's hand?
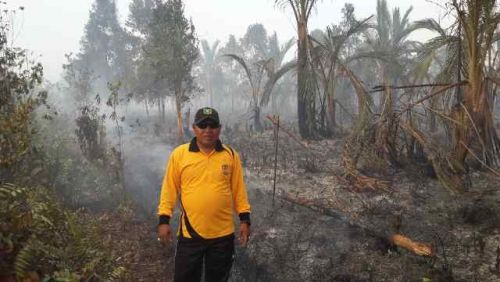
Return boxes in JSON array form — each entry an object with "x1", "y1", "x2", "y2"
[
  {"x1": 239, "y1": 222, "x2": 251, "y2": 247},
  {"x1": 158, "y1": 224, "x2": 172, "y2": 245}
]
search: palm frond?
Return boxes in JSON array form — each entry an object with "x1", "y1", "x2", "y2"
[
  {"x1": 260, "y1": 61, "x2": 296, "y2": 106},
  {"x1": 346, "y1": 50, "x2": 394, "y2": 65},
  {"x1": 201, "y1": 39, "x2": 220, "y2": 65},
  {"x1": 400, "y1": 6, "x2": 413, "y2": 30},
  {"x1": 280, "y1": 38, "x2": 295, "y2": 62},
  {"x1": 224, "y1": 54, "x2": 254, "y2": 89},
  {"x1": 314, "y1": 16, "x2": 372, "y2": 67},
  {"x1": 412, "y1": 19, "x2": 448, "y2": 37}
]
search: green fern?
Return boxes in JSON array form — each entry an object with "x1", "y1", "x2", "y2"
[
  {"x1": 107, "y1": 266, "x2": 126, "y2": 280},
  {"x1": 51, "y1": 269, "x2": 81, "y2": 282},
  {"x1": 14, "y1": 238, "x2": 45, "y2": 279}
]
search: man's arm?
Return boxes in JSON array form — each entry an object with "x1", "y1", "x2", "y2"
[
  {"x1": 157, "y1": 149, "x2": 181, "y2": 244},
  {"x1": 231, "y1": 150, "x2": 251, "y2": 246}
]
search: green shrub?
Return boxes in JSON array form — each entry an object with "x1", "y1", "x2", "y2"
[{"x1": 0, "y1": 183, "x2": 125, "y2": 280}]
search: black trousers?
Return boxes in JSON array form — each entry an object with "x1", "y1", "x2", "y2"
[{"x1": 174, "y1": 234, "x2": 234, "y2": 282}]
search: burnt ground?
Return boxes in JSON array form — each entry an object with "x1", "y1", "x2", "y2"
[
  {"x1": 95, "y1": 212, "x2": 173, "y2": 282},
  {"x1": 229, "y1": 130, "x2": 500, "y2": 281},
  {"x1": 100, "y1": 127, "x2": 500, "y2": 281}
]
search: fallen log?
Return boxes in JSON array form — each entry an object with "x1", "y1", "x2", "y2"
[
  {"x1": 391, "y1": 234, "x2": 434, "y2": 257},
  {"x1": 278, "y1": 191, "x2": 434, "y2": 257}
]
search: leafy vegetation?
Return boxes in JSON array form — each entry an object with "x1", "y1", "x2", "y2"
[
  {"x1": 0, "y1": 183, "x2": 125, "y2": 281},
  {"x1": 0, "y1": 4, "x2": 130, "y2": 279}
]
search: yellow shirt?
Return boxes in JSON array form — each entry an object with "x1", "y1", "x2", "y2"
[{"x1": 158, "y1": 138, "x2": 251, "y2": 239}]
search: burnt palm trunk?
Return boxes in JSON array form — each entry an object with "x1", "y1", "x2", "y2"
[
  {"x1": 326, "y1": 75, "x2": 337, "y2": 133},
  {"x1": 253, "y1": 106, "x2": 263, "y2": 132},
  {"x1": 297, "y1": 19, "x2": 311, "y2": 138},
  {"x1": 452, "y1": 0, "x2": 500, "y2": 168}
]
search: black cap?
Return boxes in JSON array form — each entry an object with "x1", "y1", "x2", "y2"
[{"x1": 194, "y1": 107, "x2": 220, "y2": 125}]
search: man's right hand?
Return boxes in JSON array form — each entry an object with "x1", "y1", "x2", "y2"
[{"x1": 158, "y1": 224, "x2": 172, "y2": 245}]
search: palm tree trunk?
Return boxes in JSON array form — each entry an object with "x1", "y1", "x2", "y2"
[
  {"x1": 297, "y1": 19, "x2": 313, "y2": 139},
  {"x1": 161, "y1": 98, "x2": 166, "y2": 122},
  {"x1": 207, "y1": 73, "x2": 213, "y2": 107},
  {"x1": 327, "y1": 76, "x2": 337, "y2": 133},
  {"x1": 157, "y1": 98, "x2": 161, "y2": 122},
  {"x1": 455, "y1": 49, "x2": 500, "y2": 166},
  {"x1": 253, "y1": 106, "x2": 263, "y2": 132}
]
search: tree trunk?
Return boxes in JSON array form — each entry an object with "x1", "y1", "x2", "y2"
[
  {"x1": 253, "y1": 106, "x2": 263, "y2": 132},
  {"x1": 157, "y1": 98, "x2": 161, "y2": 122},
  {"x1": 428, "y1": 95, "x2": 437, "y2": 133},
  {"x1": 145, "y1": 99, "x2": 149, "y2": 118},
  {"x1": 297, "y1": 19, "x2": 314, "y2": 139},
  {"x1": 326, "y1": 76, "x2": 337, "y2": 133},
  {"x1": 175, "y1": 91, "x2": 184, "y2": 144},
  {"x1": 207, "y1": 73, "x2": 213, "y2": 107},
  {"x1": 161, "y1": 98, "x2": 166, "y2": 122},
  {"x1": 453, "y1": 86, "x2": 500, "y2": 169}
]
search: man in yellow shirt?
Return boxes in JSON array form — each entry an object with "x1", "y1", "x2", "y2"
[{"x1": 157, "y1": 107, "x2": 251, "y2": 282}]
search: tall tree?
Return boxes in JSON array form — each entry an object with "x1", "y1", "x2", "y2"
[
  {"x1": 225, "y1": 54, "x2": 295, "y2": 132},
  {"x1": 200, "y1": 40, "x2": 220, "y2": 107},
  {"x1": 80, "y1": 0, "x2": 128, "y2": 87},
  {"x1": 363, "y1": 0, "x2": 422, "y2": 113},
  {"x1": 242, "y1": 23, "x2": 270, "y2": 61},
  {"x1": 144, "y1": 0, "x2": 199, "y2": 141},
  {"x1": 413, "y1": 0, "x2": 500, "y2": 182},
  {"x1": 451, "y1": 0, "x2": 500, "y2": 167},
  {"x1": 126, "y1": 0, "x2": 155, "y2": 116},
  {"x1": 356, "y1": 0, "x2": 431, "y2": 161},
  {"x1": 65, "y1": 0, "x2": 130, "y2": 103},
  {"x1": 127, "y1": 0, "x2": 155, "y2": 36},
  {"x1": 264, "y1": 33, "x2": 295, "y2": 113},
  {"x1": 218, "y1": 35, "x2": 245, "y2": 115},
  {"x1": 275, "y1": 0, "x2": 321, "y2": 139},
  {"x1": 311, "y1": 12, "x2": 371, "y2": 134}
]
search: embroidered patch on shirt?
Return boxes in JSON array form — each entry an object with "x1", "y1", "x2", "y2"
[{"x1": 221, "y1": 164, "x2": 231, "y2": 176}]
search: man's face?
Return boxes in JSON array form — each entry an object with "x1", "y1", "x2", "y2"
[{"x1": 192, "y1": 119, "x2": 221, "y2": 147}]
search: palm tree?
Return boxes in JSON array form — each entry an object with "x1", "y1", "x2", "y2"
[
  {"x1": 416, "y1": 0, "x2": 500, "y2": 168},
  {"x1": 200, "y1": 40, "x2": 220, "y2": 107},
  {"x1": 361, "y1": 0, "x2": 425, "y2": 113},
  {"x1": 310, "y1": 16, "x2": 372, "y2": 134},
  {"x1": 351, "y1": 0, "x2": 433, "y2": 161},
  {"x1": 451, "y1": 0, "x2": 500, "y2": 166},
  {"x1": 225, "y1": 54, "x2": 295, "y2": 132},
  {"x1": 275, "y1": 0, "x2": 321, "y2": 139},
  {"x1": 261, "y1": 33, "x2": 295, "y2": 112}
]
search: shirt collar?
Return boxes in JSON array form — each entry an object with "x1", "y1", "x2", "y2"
[{"x1": 189, "y1": 137, "x2": 224, "y2": 152}]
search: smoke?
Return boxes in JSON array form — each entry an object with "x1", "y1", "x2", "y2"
[{"x1": 120, "y1": 119, "x2": 173, "y2": 215}]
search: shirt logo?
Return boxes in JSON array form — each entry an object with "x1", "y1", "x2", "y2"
[{"x1": 221, "y1": 164, "x2": 230, "y2": 176}]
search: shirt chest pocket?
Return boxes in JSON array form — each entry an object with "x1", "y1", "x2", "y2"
[{"x1": 212, "y1": 162, "x2": 232, "y2": 183}]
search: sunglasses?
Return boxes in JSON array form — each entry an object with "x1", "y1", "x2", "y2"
[{"x1": 196, "y1": 122, "x2": 221, "y2": 129}]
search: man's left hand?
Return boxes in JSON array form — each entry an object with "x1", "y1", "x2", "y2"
[{"x1": 239, "y1": 222, "x2": 251, "y2": 247}]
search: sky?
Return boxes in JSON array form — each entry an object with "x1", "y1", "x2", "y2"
[{"x1": 6, "y1": 0, "x2": 450, "y2": 82}]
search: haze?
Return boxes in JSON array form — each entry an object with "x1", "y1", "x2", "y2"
[{"x1": 7, "y1": 0, "x2": 446, "y2": 82}]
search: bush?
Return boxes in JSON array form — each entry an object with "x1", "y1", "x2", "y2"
[{"x1": 0, "y1": 183, "x2": 125, "y2": 281}]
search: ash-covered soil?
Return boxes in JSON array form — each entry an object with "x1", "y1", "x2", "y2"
[{"x1": 229, "y1": 129, "x2": 500, "y2": 281}]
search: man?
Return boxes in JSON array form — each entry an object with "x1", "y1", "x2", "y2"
[{"x1": 158, "y1": 107, "x2": 251, "y2": 282}]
